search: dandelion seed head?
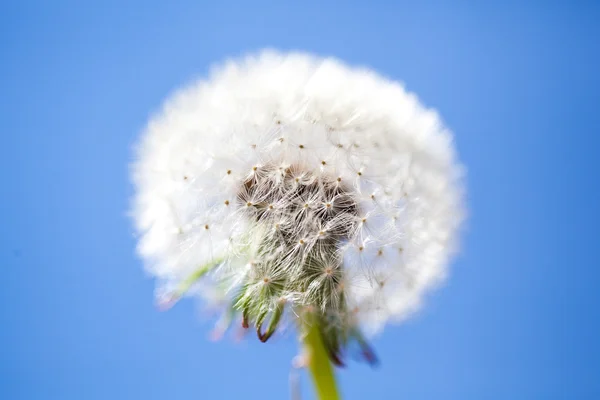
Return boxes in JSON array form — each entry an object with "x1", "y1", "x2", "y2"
[{"x1": 132, "y1": 51, "x2": 464, "y2": 344}]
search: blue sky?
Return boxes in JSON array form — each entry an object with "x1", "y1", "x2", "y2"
[{"x1": 1, "y1": 1, "x2": 599, "y2": 399}]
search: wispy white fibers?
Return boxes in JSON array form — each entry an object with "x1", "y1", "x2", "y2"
[{"x1": 131, "y1": 51, "x2": 464, "y2": 346}]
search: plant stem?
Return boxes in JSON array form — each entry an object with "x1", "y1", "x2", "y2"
[{"x1": 303, "y1": 318, "x2": 341, "y2": 400}]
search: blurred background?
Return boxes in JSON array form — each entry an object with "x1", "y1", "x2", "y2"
[{"x1": 1, "y1": 1, "x2": 599, "y2": 399}]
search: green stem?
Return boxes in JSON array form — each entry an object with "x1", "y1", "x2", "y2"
[{"x1": 303, "y1": 318, "x2": 341, "y2": 400}]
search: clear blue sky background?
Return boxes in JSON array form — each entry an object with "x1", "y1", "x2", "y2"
[{"x1": 1, "y1": 1, "x2": 599, "y2": 399}]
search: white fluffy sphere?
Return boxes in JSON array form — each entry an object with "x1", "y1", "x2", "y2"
[{"x1": 132, "y1": 51, "x2": 464, "y2": 340}]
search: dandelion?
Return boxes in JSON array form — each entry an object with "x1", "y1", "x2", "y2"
[{"x1": 131, "y1": 51, "x2": 464, "y2": 399}]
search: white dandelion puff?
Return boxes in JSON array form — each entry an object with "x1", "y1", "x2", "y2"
[{"x1": 131, "y1": 50, "x2": 465, "y2": 364}]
